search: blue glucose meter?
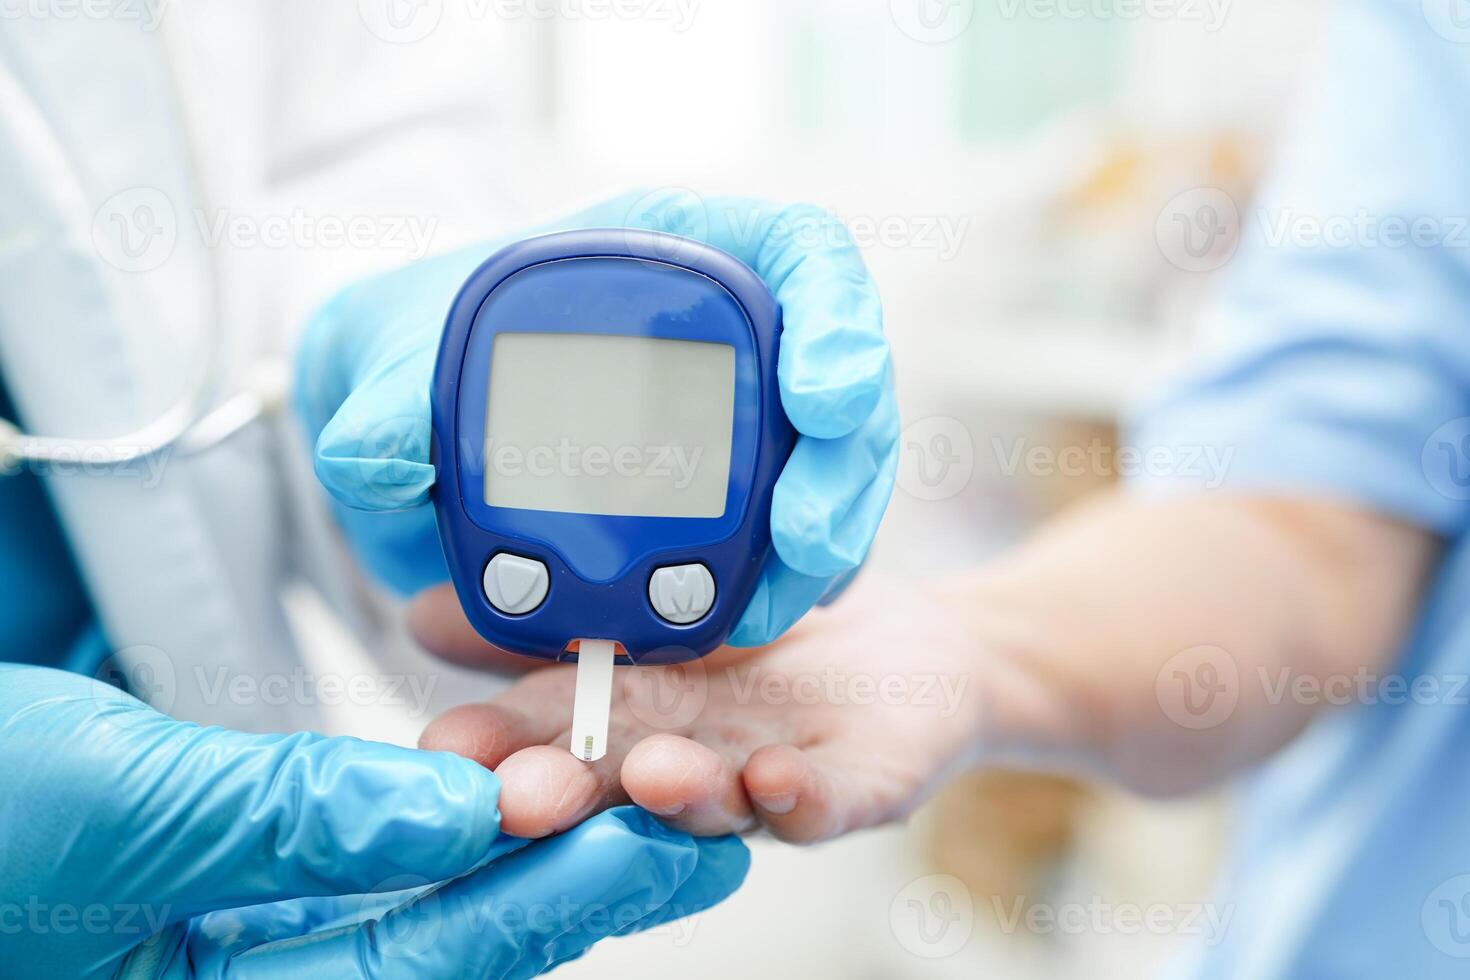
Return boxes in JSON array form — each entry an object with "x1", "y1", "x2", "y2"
[{"x1": 430, "y1": 229, "x2": 796, "y2": 688}]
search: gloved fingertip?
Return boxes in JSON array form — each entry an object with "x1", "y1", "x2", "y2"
[
  {"x1": 314, "y1": 449, "x2": 435, "y2": 511},
  {"x1": 782, "y1": 380, "x2": 883, "y2": 440},
  {"x1": 313, "y1": 408, "x2": 436, "y2": 511},
  {"x1": 271, "y1": 738, "x2": 506, "y2": 894},
  {"x1": 727, "y1": 562, "x2": 833, "y2": 647},
  {"x1": 778, "y1": 339, "x2": 889, "y2": 440},
  {"x1": 770, "y1": 492, "x2": 865, "y2": 580}
]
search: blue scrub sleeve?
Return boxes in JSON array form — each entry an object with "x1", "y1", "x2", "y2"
[{"x1": 1126, "y1": 0, "x2": 1470, "y2": 539}]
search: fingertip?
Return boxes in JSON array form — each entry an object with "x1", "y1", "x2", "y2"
[
  {"x1": 312, "y1": 372, "x2": 435, "y2": 512},
  {"x1": 777, "y1": 297, "x2": 889, "y2": 439},
  {"x1": 743, "y1": 744, "x2": 833, "y2": 844},
  {"x1": 744, "y1": 743, "x2": 807, "y2": 805},
  {"x1": 265, "y1": 736, "x2": 506, "y2": 896},
  {"x1": 726, "y1": 560, "x2": 831, "y2": 648},
  {"x1": 779, "y1": 366, "x2": 886, "y2": 440},
  {"x1": 622, "y1": 735, "x2": 753, "y2": 834},
  {"x1": 769, "y1": 390, "x2": 899, "y2": 579},
  {"x1": 313, "y1": 428, "x2": 435, "y2": 512},
  {"x1": 419, "y1": 703, "x2": 527, "y2": 770},
  {"x1": 495, "y1": 746, "x2": 601, "y2": 839},
  {"x1": 769, "y1": 485, "x2": 862, "y2": 579}
]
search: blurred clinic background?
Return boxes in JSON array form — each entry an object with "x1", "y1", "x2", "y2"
[{"x1": 224, "y1": 0, "x2": 1330, "y2": 977}]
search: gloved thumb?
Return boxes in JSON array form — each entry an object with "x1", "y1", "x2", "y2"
[
  {"x1": 0, "y1": 666, "x2": 505, "y2": 923},
  {"x1": 311, "y1": 343, "x2": 438, "y2": 511},
  {"x1": 295, "y1": 245, "x2": 491, "y2": 513}
]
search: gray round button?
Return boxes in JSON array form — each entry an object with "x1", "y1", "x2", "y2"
[
  {"x1": 483, "y1": 553, "x2": 549, "y2": 616},
  {"x1": 648, "y1": 564, "x2": 716, "y2": 625}
]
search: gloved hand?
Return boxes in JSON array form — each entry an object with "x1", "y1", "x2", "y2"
[
  {"x1": 0, "y1": 664, "x2": 749, "y2": 979},
  {"x1": 294, "y1": 189, "x2": 898, "y2": 645}
]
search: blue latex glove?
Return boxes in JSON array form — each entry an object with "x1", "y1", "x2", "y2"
[
  {"x1": 295, "y1": 189, "x2": 899, "y2": 646},
  {"x1": 0, "y1": 664, "x2": 749, "y2": 979}
]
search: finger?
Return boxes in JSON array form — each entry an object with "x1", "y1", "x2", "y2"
[
  {"x1": 614, "y1": 191, "x2": 890, "y2": 439},
  {"x1": 7, "y1": 668, "x2": 506, "y2": 916},
  {"x1": 758, "y1": 207, "x2": 888, "y2": 439},
  {"x1": 175, "y1": 734, "x2": 506, "y2": 913},
  {"x1": 621, "y1": 734, "x2": 756, "y2": 836},
  {"x1": 311, "y1": 346, "x2": 437, "y2": 512},
  {"x1": 770, "y1": 381, "x2": 900, "y2": 578},
  {"x1": 407, "y1": 585, "x2": 543, "y2": 675},
  {"x1": 494, "y1": 741, "x2": 632, "y2": 839},
  {"x1": 419, "y1": 702, "x2": 562, "y2": 771},
  {"x1": 294, "y1": 248, "x2": 490, "y2": 514},
  {"x1": 743, "y1": 743, "x2": 867, "y2": 844}
]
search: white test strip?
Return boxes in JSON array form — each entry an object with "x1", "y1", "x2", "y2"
[{"x1": 570, "y1": 639, "x2": 617, "y2": 762}]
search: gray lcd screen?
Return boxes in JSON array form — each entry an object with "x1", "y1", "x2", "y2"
[{"x1": 483, "y1": 332, "x2": 735, "y2": 518}]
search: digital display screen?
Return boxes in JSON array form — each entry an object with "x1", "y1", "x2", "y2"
[{"x1": 483, "y1": 332, "x2": 736, "y2": 518}]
